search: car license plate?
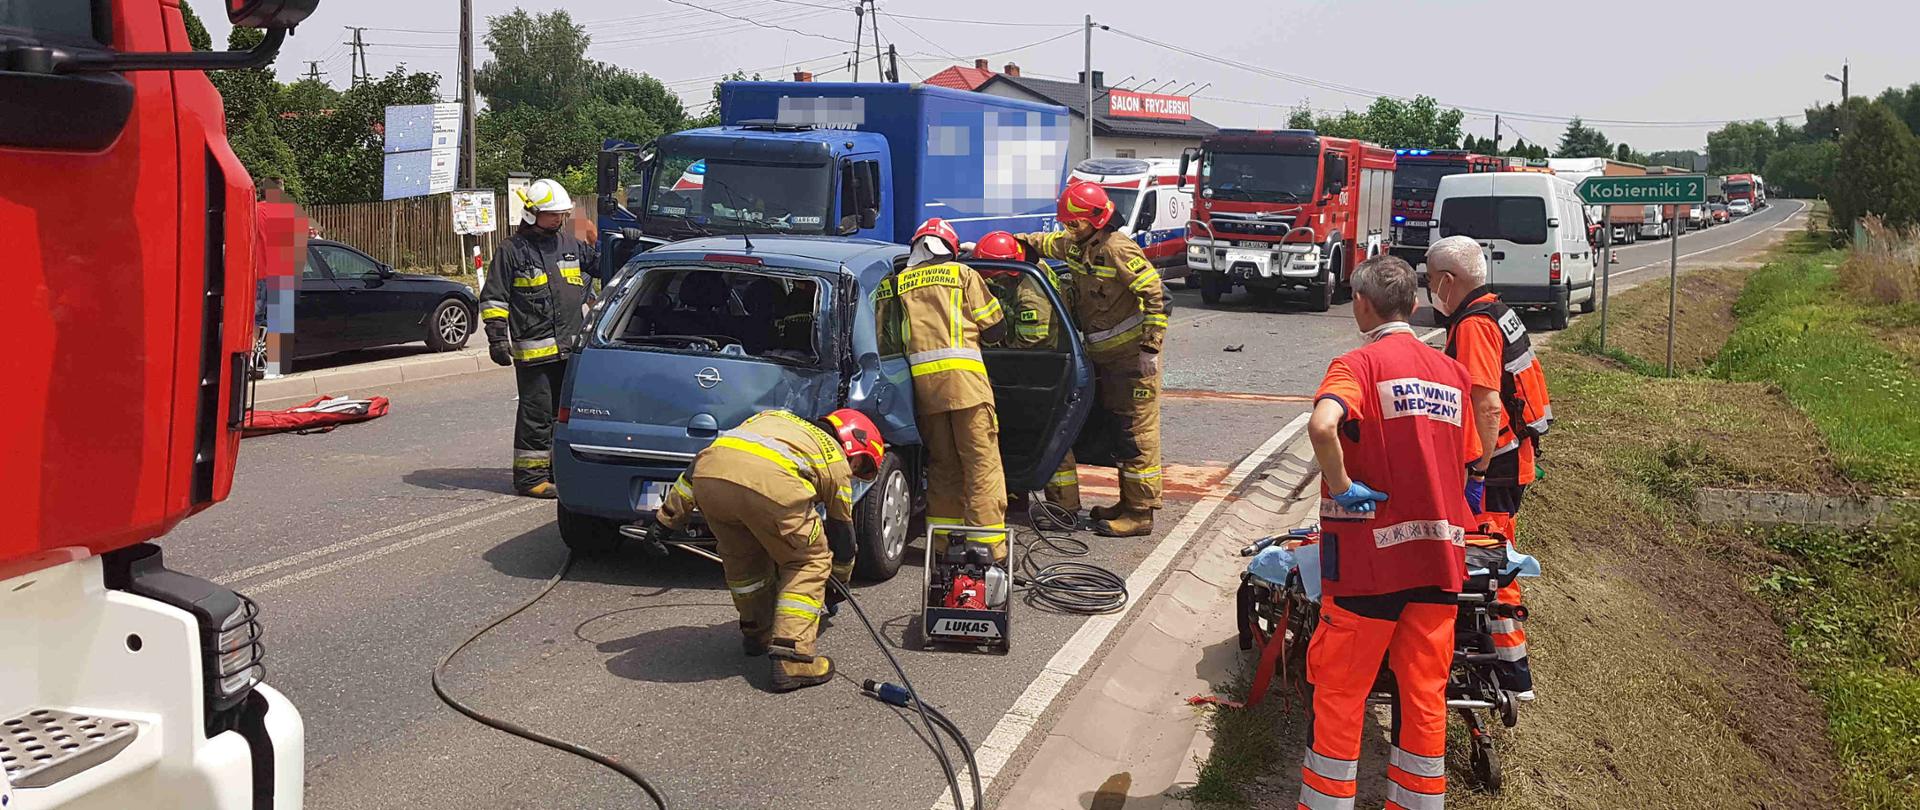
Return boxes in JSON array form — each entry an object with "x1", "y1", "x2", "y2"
[{"x1": 638, "y1": 481, "x2": 670, "y2": 511}]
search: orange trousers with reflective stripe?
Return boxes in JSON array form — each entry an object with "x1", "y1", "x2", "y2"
[
  {"x1": 1480, "y1": 510, "x2": 1532, "y2": 691},
  {"x1": 1298, "y1": 596, "x2": 1453, "y2": 810}
]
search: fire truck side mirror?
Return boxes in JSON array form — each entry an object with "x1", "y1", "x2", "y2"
[
  {"x1": 226, "y1": 0, "x2": 319, "y2": 28},
  {"x1": 1178, "y1": 148, "x2": 1198, "y2": 189}
]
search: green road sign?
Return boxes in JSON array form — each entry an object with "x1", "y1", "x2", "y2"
[{"x1": 1576, "y1": 174, "x2": 1708, "y2": 205}]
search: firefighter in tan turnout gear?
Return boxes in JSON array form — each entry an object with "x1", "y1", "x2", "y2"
[
  {"x1": 882, "y1": 218, "x2": 1011, "y2": 558},
  {"x1": 1013, "y1": 182, "x2": 1169, "y2": 537},
  {"x1": 480, "y1": 178, "x2": 598, "y2": 498},
  {"x1": 647, "y1": 408, "x2": 887, "y2": 692}
]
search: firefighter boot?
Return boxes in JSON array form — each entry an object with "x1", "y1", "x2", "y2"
[
  {"x1": 1087, "y1": 503, "x2": 1124, "y2": 523},
  {"x1": 770, "y1": 656, "x2": 835, "y2": 693},
  {"x1": 520, "y1": 482, "x2": 558, "y2": 499},
  {"x1": 1093, "y1": 508, "x2": 1154, "y2": 538},
  {"x1": 742, "y1": 635, "x2": 770, "y2": 657}
]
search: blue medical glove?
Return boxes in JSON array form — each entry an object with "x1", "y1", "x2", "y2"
[
  {"x1": 1332, "y1": 480, "x2": 1388, "y2": 513},
  {"x1": 1465, "y1": 477, "x2": 1486, "y2": 514}
]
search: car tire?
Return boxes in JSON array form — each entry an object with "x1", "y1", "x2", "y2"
[
  {"x1": 1306, "y1": 267, "x2": 1335, "y2": 313},
  {"x1": 1547, "y1": 292, "x2": 1571, "y2": 331},
  {"x1": 557, "y1": 502, "x2": 623, "y2": 556},
  {"x1": 853, "y1": 452, "x2": 911, "y2": 582},
  {"x1": 1199, "y1": 272, "x2": 1226, "y2": 306},
  {"x1": 1329, "y1": 249, "x2": 1352, "y2": 305},
  {"x1": 1578, "y1": 288, "x2": 1596, "y2": 314},
  {"x1": 426, "y1": 298, "x2": 473, "y2": 352}
]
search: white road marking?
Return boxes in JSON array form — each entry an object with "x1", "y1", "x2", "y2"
[
  {"x1": 216, "y1": 494, "x2": 519, "y2": 584},
  {"x1": 224, "y1": 497, "x2": 542, "y2": 592},
  {"x1": 1607, "y1": 200, "x2": 1807, "y2": 280},
  {"x1": 931, "y1": 412, "x2": 1311, "y2": 810}
]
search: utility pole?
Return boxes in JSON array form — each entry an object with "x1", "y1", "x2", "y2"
[
  {"x1": 1083, "y1": 14, "x2": 1094, "y2": 161},
  {"x1": 458, "y1": 0, "x2": 477, "y2": 190},
  {"x1": 886, "y1": 44, "x2": 899, "y2": 83},
  {"x1": 1493, "y1": 114, "x2": 1502, "y2": 153},
  {"x1": 868, "y1": 0, "x2": 883, "y2": 81},
  {"x1": 344, "y1": 26, "x2": 368, "y2": 85},
  {"x1": 1841, "y1": 61, "x2": 1849, "y2": 102},
  {"x1": 303, "y1": 60, "x2": 326, "y2": 83},
  {"x1": 850, "y1": 2, "x2": 864, "y2": 81}
]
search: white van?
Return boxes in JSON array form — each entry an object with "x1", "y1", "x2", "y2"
[{"x1": 1433, "y1": 172, "x2": 1597, "y2": 330}]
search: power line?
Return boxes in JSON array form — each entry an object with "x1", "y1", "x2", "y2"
[
  {"x1": 766, "y1": 0, "x2": 1075, "y2": 27},
  {"x1": 1101, "y1": 24, "x2": 1803, "y2": 129},
  {"x1": 662, "y1": 0, "x2": 853, "y2": 45}
]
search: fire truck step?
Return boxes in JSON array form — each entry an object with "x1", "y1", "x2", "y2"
[{"x1": 1, "y1": 708, "x2": 140, "y2": 789}]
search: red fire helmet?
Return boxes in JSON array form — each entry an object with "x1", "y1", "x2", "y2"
[
  {"x1": 912, "y1": 217, "x2": 960, "y2": 255},
  {"x1": 825, "y1": 408, "x2": 886, "y2": 478},
  {"x1": 1056, "y1": 181, "x2": 1114, "y2": 229},
  {"x1": 972, "y1": 231, "x2": 1023, "y2": 261}
]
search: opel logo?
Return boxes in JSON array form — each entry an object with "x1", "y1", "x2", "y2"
[{"x1": 695, "y1": 367, "x2": 723, "y2": 389}]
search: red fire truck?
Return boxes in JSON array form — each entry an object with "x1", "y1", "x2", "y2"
[
  {"x1": 1180, "y1": 129, "x2": 1397, "y2": 311},
  {"x1": 1388, "y1": 149, "x2": 1504, "y2": 266},
  {"x1": 2, "y1": 1, "x2": 316, "y2": 807}
]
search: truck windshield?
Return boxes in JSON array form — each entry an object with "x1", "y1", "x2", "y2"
[
  {"x1": 1439, "y1": 196, "x2": 1548, "y2": 245},
  {"x1": 1723, "y1": 181, "x2": 1752, "y2": 195},
  {"x1": 1201, "y1": 152, "x2": 1317, "y2": 203},
  {"x1": 1394, "y1": 163, "x2": 1471, "y2": 192},
  {"x1": 645, "y1": 151, "x2": 833, "y2": 236}
]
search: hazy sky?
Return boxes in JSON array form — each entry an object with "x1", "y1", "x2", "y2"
[{"x1": 204, "y1": 0, "x2": 1919, "y2": 151}]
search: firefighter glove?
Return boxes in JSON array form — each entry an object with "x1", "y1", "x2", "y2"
[
  {"x1": 1331, "y1": 480, "x2": 1388, "y2": 513},
  {"x1": 489, "y1": 341, "x2": 513, "y2": 366},
  {"x1": 1137, "y1": 350, "x2": 1160, "y2": 378}
]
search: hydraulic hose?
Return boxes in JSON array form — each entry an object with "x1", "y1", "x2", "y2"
[
  {"x1": 1012, "y1": 499, "x2": 1130, "y2": 615},
  {"x1": 432, "y1": 550, "x2": 672, "y2": 810}
]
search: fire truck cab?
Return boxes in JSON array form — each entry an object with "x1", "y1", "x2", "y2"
[
  {"x1": 1181, "y1": 130, "x2": 1396, "y2": 312},
  {"x1": 3, "y1": 1, "x2": 316, "y2": 807},
  {"x1": 1388, "y1": 149, "x2": 1504, "y2": 268}
]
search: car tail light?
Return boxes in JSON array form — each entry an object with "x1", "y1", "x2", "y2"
[
  {"x1": 1550, "y1": 253, "x2": 1562, "y2": 283},
  {"x1": 556, "y1": 407, "x2": 570, "y2": 423},
  {"x1": 703, "y1": 254, "x2": 764, "y2": 265}
]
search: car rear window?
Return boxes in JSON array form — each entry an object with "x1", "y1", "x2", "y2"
[
  {"x1": 607, "y1": 268, "x2": 821, "y2": 365},
  {"x1": 1440, "y1": 196, "x2": 1548, "y2": 245}
]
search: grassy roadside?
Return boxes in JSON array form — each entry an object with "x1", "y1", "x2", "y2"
[{"x1": 1190, "y1": 224, "x2": 1917, "y2": 809}]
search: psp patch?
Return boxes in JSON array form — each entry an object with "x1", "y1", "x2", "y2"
[
  {"x1": 1019, "y1": 309, "x2": 1040, "y2": 323},
  {"x1": 1133, "y1": 386, "x2": 1154, "y2": 401}
]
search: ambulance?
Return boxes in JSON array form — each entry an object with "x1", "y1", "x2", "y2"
[{"x1": 1068, "y1": 158, "x2": 1195, "y2": 278}]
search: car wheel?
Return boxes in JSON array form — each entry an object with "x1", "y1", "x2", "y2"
[
  {"x1": 1306, "y1": 267, "x2": 1334, "y2": 313},
  {"x1": 1329, "y1": 249, "x2": 1352, "y2": 305},
  {"x1": 426, "y1": 298, "x2": 472, "y2": 352},
  {"x1": 853, "y1": 453, "x2": 910, "y2": 582},
  {"x1": 1547, "y1": 292, "x2": 1571, "y2": 331},
  {"x1": 249, "y1": 325, "x2": 268, "y2": 380},
  {"x1": 1578, "y1": 288, "x2": 1596, "y2": 314},
  {"x1": 557, "y1": 502, "x2": 623, "y2": 556},
  {"x1": 1199, "y1": 272, "x2": 1226, "y2": 305}
]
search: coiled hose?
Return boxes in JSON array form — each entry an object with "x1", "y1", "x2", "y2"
[{"x1": 1012, "y1": 498, "x2": 1130, "y2": 615}]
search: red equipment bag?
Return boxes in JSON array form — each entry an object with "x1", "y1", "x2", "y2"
[{"x1": 242, "y1": 395, "x2": 390, "y2": 437}]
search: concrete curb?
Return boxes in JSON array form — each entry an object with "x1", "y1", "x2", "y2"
[
  {"x1": 254, "y1": 347, "x2": 494, "y2": 405},
  {"x1": 992, "y1": 428, "x2": 1320, "y2": 810}
]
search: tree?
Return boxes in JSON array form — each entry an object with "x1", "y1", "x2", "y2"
[
  {"x1": 1764, "y1": 141, "x2": 1838, "y2": 199},
  {"x1": 1283, "y1": 96, "x2": 1463, "y2": 148},
  {"x1": 209, "y1": 28, "x2": 305, "y2": 199},
  {"x1": 179, "y1": 0, "x2": 212, "y2": 51},
  {"x1": 1505, "y1": 140, "x2": 1548, "y2": 160},
  {"x1": 1705, "y1": 120, "x2": 1780, "y2": 174},
  {"x1": 686, "y1": 71, "x2": 755, "y2": 130},
  {"x1": 1875, "y1": 83, "x2": 1920, "y2": 137},
  {"x1": 475, "y1": 9, "x2": 687, "y2": 187},
  {"x1": 1615, "y1": 143, "x2": 1651, "y2": 165},
  {"x1": 1553, "y1": 117, "x2": 1610, "y2": 158},
  {"x1": 1830, "y1": 104, "x2": 1920, "y2": 233},
  {"x1": 1647, "y1": 149, "x2": 1701, "y2": 170},
  {"x1": 278, "y1": 67, "x2": 440, "y2": 203}
]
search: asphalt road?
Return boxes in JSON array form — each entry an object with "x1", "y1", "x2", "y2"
[{"x1": 161, "y1": 199, "x2": 1802, "y2": 809}]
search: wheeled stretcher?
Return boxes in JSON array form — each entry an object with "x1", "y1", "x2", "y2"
[{"x1": 1214, "y1": 526, "x2": 1539, "y2": 792}]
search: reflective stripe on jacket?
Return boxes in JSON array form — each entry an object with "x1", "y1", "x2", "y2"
[
  {"x1": 479, "y1": 226, "x2": 599, "y2": 366},
  {"x1": 876, "y1": 261, "x2": 1005, "y2": 413},
  {"x1": 654, "y1": 410, "x2": 858, "y2": 530},
  {"x1": 1014, "y1": 228, "x2": 1167, "y2": 358}
]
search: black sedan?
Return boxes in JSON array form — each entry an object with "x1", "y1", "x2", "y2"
[{"x1": 288, "y1": 239, "x2": 478, "y2": 358}]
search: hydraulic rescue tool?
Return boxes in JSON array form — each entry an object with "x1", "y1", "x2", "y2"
[{"x1": 920, "y1": 525, "x2": 1015, "y2": 653}]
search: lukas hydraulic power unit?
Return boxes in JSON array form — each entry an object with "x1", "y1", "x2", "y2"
[{"x1": 920, "y1": 526, "x2": 1013, "y2": 653}]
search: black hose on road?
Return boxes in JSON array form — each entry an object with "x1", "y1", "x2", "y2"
[
  {"x1": 1012, "y1": 499, "x2": 1130, "y2": 615},
  {"x1": 432, "y1": 550, "x2": 673, "y2": 810}
]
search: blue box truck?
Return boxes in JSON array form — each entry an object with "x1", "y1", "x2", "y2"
[{"x1": 594, "y1": 82, "x2": 1072, "y2": 271}]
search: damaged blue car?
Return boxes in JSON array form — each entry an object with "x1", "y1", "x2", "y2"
[{"x1": 552, "y1": 235, "x2": 1095, "y2": 581}]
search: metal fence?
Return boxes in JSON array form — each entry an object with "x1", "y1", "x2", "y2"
[{"x1": 306, "y1": 194, "x2": 502, "y2": 274}]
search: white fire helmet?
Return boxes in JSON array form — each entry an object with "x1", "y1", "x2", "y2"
[{"x1": 517, "y1": 178, "x2": 573, "y2": 224}]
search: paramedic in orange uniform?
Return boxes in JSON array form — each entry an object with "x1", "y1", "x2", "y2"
[
  {"x1": 1300, "y1": 255, "x2": 1480, "y2": 810},
  {"x1": 1427, "y1": 235, "x2": 1552, "y2": 699}
]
